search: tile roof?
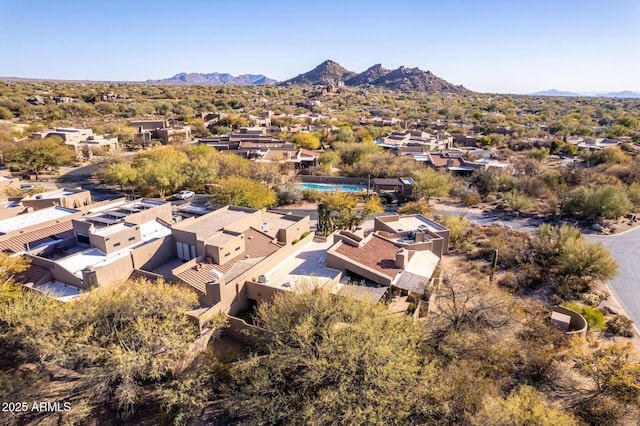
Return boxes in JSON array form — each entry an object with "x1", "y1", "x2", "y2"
[
  {"x1": 14, "y1": 262, "x2": 51, "y2": 285},
  {"x1": 175, "y1": 265, "x2": 218, "y2": 294},
  {"x1": 176, "y1": 227, "x2": 281, "y2": 293},
  {"x1": 0, "y1": 221, "x2": 74, "y2": 253},
  {"x1": 334, "y1": 234, "x2": 412, "y2": 280}
]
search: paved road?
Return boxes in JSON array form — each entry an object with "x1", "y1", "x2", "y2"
[{"x1": 585, "y1": 229, "x2": 640, "y2": 331}]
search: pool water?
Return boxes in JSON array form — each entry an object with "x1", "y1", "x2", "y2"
[{"x1": 297, "y1": 183, "x2": 366, "y2": 193}]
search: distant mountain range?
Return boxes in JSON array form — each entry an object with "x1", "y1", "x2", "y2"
[
  {"x1": 278, "y1": 60, "x2": 469, "y2": 94},
  {"x1": 147, "y1": 72, "x2": 278, "y2": 86},
  {"x1": 531, "y1": 89, "x2": 640, "y2": 98}
]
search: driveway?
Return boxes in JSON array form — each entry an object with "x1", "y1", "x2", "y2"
[{"x1": 585, "y1": 228, "x2": 640, "y2": 331}]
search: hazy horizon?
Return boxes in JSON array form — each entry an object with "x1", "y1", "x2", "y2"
[{"x1": 1, "y1": 0, "x2": 638, "y2": 94}]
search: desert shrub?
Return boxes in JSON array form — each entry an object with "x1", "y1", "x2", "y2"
[
  {"x1": 460, "y1": 191, "x2": 482, "y2": 206},
  {"x1": 398, "y1": 200, "x2": 429, "y2": 215},
  {"x1": 505, "y1": 191, "x2": 537, "y2": 212},
  {"x1": 445, "y1": 216, "x2": 470, "y2": 248},
  {"x1": 606, "y1": 315, "x2": 634, "y2": 337},
  {"x1": 301, "y1": 188, "x2": 322, "y2": 202},
  {"x1": 277, "y1": 187, "x2": 302, "y2": 205}
]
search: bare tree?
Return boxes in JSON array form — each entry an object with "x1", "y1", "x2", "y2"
[{"x1": 434, "y1": 268, "x2": 514, "y2": 332}]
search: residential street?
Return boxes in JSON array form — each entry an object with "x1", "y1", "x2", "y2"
[{"x1": 585, "y1": 228, "x2": 640, "y2": 333}]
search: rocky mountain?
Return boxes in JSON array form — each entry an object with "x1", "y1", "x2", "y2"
[
  {"x1": 362, "y1": 66, "x2": 467, "y2": 94},
  {"x1": 279, "y1": 60, "x2": 469, "y2": 94},
  {"x1": 344, "y1": 63, "x2": 391, "y2": 86},
  {"x1": 278, "y1": 60, "x2": 357, "y2": 87},
  {"x1": 147, "y1": 72, "x2": 277, "y2": 86}
]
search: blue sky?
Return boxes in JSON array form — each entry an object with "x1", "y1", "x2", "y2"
[{"x1": 1, "y1": 0, "x2": 638, "y2": 94}]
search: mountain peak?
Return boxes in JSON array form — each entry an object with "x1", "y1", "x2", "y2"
[
  {"x1": 279, "y1": 60, "x2": 356, "y2": 87},
  {"x1": 281, "y1": 61, "x2": 469, "y2": 94},
  {"x1": 345, "y1": 63, "x2": 391, "y2": 86}
]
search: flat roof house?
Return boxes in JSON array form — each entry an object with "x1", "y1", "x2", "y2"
[
  {"x1": 3, "y1": 198, "x2": 174, "y2": 301},
  {"x1": 154, "y1": 206, "x2": 311, "y2": 315}
]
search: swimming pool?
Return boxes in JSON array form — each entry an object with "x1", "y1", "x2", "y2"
[{"x1": 297, "y1": 183, "x2": 367, "y2": 193}]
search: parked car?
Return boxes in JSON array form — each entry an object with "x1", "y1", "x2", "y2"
[
  {"x1": 174, "y1": 190, "x2": 195, "y2": 200},
  {"x1": 20, "y1": 183, "x2": 36, "y2": 191}
]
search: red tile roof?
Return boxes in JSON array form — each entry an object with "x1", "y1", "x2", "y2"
[
  {"x1": 175, "y1": 265, "x2": 218, "y2": 294},
  {"x1": 0, "y1": 221, "x2": 74, "y2": 253},
  {"x1": 334, "y1": 234, "x2": 411, "y2": 279}
]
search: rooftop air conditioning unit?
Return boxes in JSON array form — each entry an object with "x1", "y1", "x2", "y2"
[
  {"x1": 258, "y1": 275, "x2": 267, "y2": 283},
  {"x1": 261, "y1": 223, "x2": 269, "y2": 232}
]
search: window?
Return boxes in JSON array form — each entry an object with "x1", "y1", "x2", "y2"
[
  {"x1": 235, "y1": 246, "x2": 241, "y2": 251},
  {"x1": 113, "y1": 242, "x2": 121, "y2": 248},
  {"x1": 77, "y1": 233, "x2": 90, "y2": 245},
  {"x1": 224, "y1": 252, "x2": 230, "y2": 257},
  {"x1": 177, "y1": 242, "x2": 196, "y2": 261},
  {"x1": 128, "y1": 236, "x2": 136, "y2": 241}
]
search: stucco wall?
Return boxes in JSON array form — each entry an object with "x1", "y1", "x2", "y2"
[
  {"x1": 22, "y1": 191, "x2": 92, "y2": 211},
  {"x1": 90, "y1": 225, "x2": 141, "y2": 255},
  {"x1": 246, "y1": 281, "x2": 282, "y2": 303},
  {"x1": 90, "y1": 254, "x2": 135, "y2": 288},
  {"x1": 206, "y1": 232, "x2": 245, "y2": 265},
  {"x1": 552, "y1": 306, "x2": 588, "y2": 338},
  {"x1": 125, "y1": 201, "x2": 172, "y2": 225},
  {"x1": 131, "y1": 235, "x2": 175, "y2": 271},
  {"x1": 276, "y1": 215, "x2": 310, "y2": 244}
]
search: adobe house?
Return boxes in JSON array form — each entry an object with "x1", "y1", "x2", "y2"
[{"x1": 163, "y1": 207, "x2": 311, "y2": 315}]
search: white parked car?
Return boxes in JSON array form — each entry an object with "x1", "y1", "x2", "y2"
[
  {"x1": 175, "y1": 190, "x2": 195, "y2": 200},
  {"x1": 20, "y1": 183, "x2": 36, "y2": 191}
]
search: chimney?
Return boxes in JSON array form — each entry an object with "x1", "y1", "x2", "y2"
[{"x1": 395, "y1": 248, "x2": 409, "y2": 269}]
